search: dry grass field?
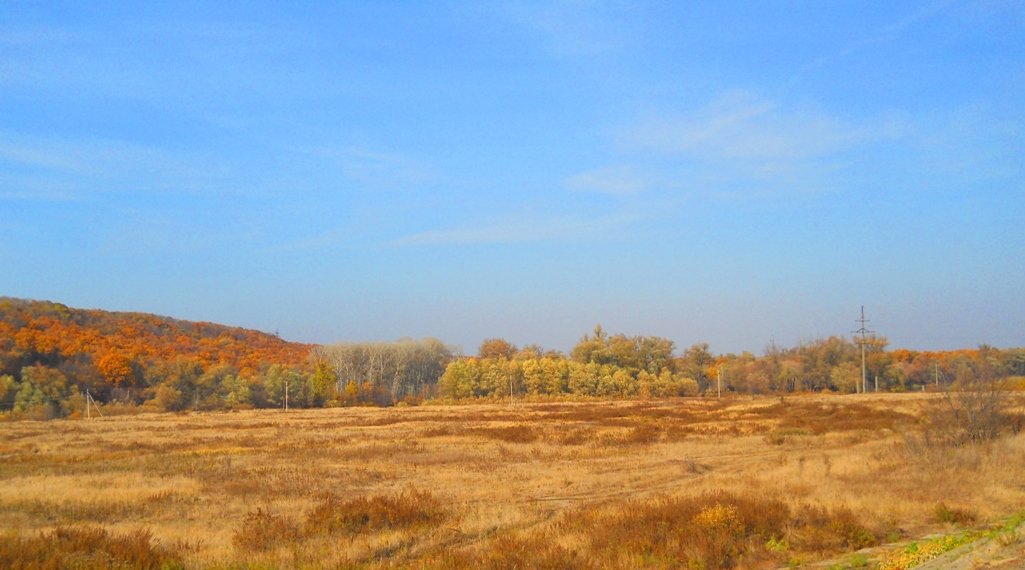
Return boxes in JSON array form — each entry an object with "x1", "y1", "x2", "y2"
[{"x1": 2, "y1": 393, "x2": 1025, "y2": 569}]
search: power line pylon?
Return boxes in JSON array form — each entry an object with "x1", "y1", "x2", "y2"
[{"x1": 852, "y1": 306, "x2": 875, "y2": 394}]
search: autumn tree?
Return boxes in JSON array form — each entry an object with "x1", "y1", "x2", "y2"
[
  {"x1": 148, "y1": 358, "x2": 202, "y2": 412},
  {"x1": 830, "y1": 362, "x2": 860, "y2": 393},
  {"x1": 314, "y1": 338, "x2": 453, "y2": 405},
  {"x1": 309, "y1": 360, "x2": 339, "y2": 406},
  {"x1": 478, "y1": 338, "x2": 516, "y2": 360},
  {"x1": 97, "y1": 352, "x2": 135, "y2": 388},
  {"x1": 571, "y1": 325, "x2": 613, "y2": 365},
  {"x1": 678, "y1": 343, "x2": 714, "y2": 391}
]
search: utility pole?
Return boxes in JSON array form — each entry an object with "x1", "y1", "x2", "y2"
[
  {"x1": 85, "y1": 389, "x2": 103, "y2": 419},
  {"x1": 717, "y1": 365, "x2": 723, "y2": 398},
  {"x1": 284, "y1": 380, "x2": 289, "y2": 411},
  {"x1": 852, "y1": 306, "x2": 875, "y2": 395}
]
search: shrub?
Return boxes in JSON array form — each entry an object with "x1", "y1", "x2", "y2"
[
  {"x1": 470, "y1": 425, "x2": 539, "y2": 443},
  {"x1": 624, "y1": 423, "x2": 662, "y2": 445},
  {"x1": 232, "y1": 508, "x2": 299, "y2": 552},
  {"x1": 934, "y1": 503, "x2": 977, "y2": 525},
  {"x1": 0, "y1": 525, "x2": 187, "y2": 569},
  {"x1": 456, "y1": 535, "x2": 584, "y2": 570},
  {"x1": 304, "y1": 488, "x2": 445, "y2": 535},
  {"x1": 935, "y1": 371, "x2": 1019, "y2": 445},
  {"x1": 541, "y1": 491, "x2": 880, "y2": 568}
]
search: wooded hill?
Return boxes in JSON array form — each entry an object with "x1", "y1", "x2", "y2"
[{"x1": 0, "y1": 298, "x2": 311, "y2": 416}]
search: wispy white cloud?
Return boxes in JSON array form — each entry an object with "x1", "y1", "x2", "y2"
[
  {"x1": 304, "y1": 145, "x2": 438, "y2": 189},
  {"x1": 390, "y1": 213, "x2": 637, "y2": 247},
  {"x1": 618, "y1": 90, "x2": 1022, "y2": 203},
  {"x1": 564, "y1": 165, "x2": 650, "y2": 195},
  {"x1": 613, "y1": 92, "x2": 911, "y2": 199},
  {"x1": 0, "y1": 173, "x2": 81, "y2": 202},
  {"x1": 0, "y1": 28, "x2": 75, "y2": 46},
  {"x1": 0, "y1": 132, "x2": 235, "y2": 196},
  {"x1": 626, "y1": 92, "x2": 905, "y2": 161},
  {"x1": 99, "y1": 215, "x2": 257, "y2": 257},
  {"x1": 905, "y1": 105, "x2": 1023, "y2": 185},
  {"x1": 503, "y1": 0, "x2": 635, "y2": 57},
  {"x1": 262, "y1": 227, "x2": 349, "y2": 254},
  {"x1": 784, "y1": 1, "x2": 955, "y2": 92}
]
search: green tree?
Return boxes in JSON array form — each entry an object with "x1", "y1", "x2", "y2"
[
  {"x1": 147, "y1": 358, "x2": 202, "y2": 412},
  {"x1": 0, "y1": 374, "x2": 14, "y2": 411},
  {"x1": 679, "y1": 343, "x2": 714, "y2": 391},
  {"x1": 262, "y1": 365, "x2": 308, "y2": 408},
  {"x1": 15, "y1": 365, "x2": 78, "y2": 418},
  {"x1": 568, "y1": 361, "x2": 603, "y2": 396},
  {"x1": 829, "y1": 362, "x2": 860, "y2": 393},
  {"x1": 309, "y1": 360, "x2": 338, "y2": 406},
  {"x1": 571, "y1": 325, "x2": 613, "y2": 365},
  {"x1": 222, "y1": 374, "x2": 253, "y2": 409}
]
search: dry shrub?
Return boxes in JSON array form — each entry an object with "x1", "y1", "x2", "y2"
[
  {"x1": 220, "y1": 475, "x2": 265, "y2": 498},
  {"x1": 764, "y1": 427, "x2": 812, "y2": 445},
  {"x1": 1006, "y1": 376, "x2": 1025, "y2": 391},
  {"x1": 933, "y1": 376, "x2": 1021, "y2": 446},
  {"x1": 791, "y1": 503, "x2": 879, "y2": 552},
  {"x1": 470, "y1": 425, "x2": 539, "y2": 443},
  {"x1": 304, "y1": 488, "x2": 445, "y2": 535},
  {"x1": 570, "y1": 492, "x2": 784, "y2": 568},
  {"x1": 0, "y1": 525, "x2": 188, "y2": 569},
  {"x1": 2, "y1": 498, "x2": 144, "y2": 524},
  {"x1": 662, "y1": 425, "x2": 691, "y2": 442},
  {"x1": 597, "y1": 423, "x2": 663, "y2": 446},
  {"x1": 777, "y1": 402, "x2": 915, "y2": 435},
  {"x1": 624, "y1": 423, "x2": 662, "y2": 445},
  {"x1": 934, "y1": 503, "x2": 977, "y2": 525},
  {"x1": 540, "y1": 491, "x2": 879, "y2": 568},
  {"x1": 231, "y1": 508, "x2": 299, "y2": 552},
  {"x1": 365, "y1": 416, "x2": 410, "y2": 427},
  {"x1": 422, "y1": 425, "x2": 454, "y2": 437},
  {"x1": 438, "y1": 535, "x2": 586, "y2": 569},
  {"x1": 555, "y1": 427, "x2": 592, "y2": 445},
  {"x1": 544, "y1": 405, "x2": 632, "y2": 425}
]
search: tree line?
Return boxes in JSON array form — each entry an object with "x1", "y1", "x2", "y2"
[
  {"x1": 437, "y1": 328, "x2": 1025, "y2": 400},
  {"x1": 2, "y1": 298, "x2": 1023, "y2": 419}
]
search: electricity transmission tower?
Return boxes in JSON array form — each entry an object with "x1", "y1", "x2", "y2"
[{"x1": 852, "y1": 306, "x2": 875, "y2": 394}]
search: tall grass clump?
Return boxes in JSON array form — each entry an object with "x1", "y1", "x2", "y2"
[
  {"x1": 231, "y1": 508, "x2": 299, "y2": 553},
  {"x1": 441, "y1": 535, "x2": 584, "y2": 570},
  {"x1": 430, "y1": 491, "x2": 881, "y2": 569},
  {"x1": 233, "y1": 489, "x2": 446, "y2": 554},
  {"x1": 304, "y1": 488, "x2": 446, "y2": 535},
  {"x1": 0, "y1": 525, "x2": 188, "y2": 569}
]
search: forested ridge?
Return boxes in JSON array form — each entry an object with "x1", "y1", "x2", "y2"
[
  {"x1": 1, "y1": 298, "x2": 1023, "y2": 419},
  {"x1": 0, "y1": 297, "x2": 311, "y2": 416}
]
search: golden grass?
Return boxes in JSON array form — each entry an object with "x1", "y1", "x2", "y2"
[{"x1": 0, "y1": 393, "x2": 1023, "y2": 568}]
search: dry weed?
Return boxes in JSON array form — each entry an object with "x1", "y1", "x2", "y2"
[
  {"x1": 0, "y1": 525, "x2": 190, "y2": 569},
  {"x1": 231, "y1": 508, "x2": 299, "y2": 552},
  {"x1": 304, "y1": 488, "x2": 446, "y2": 535}
]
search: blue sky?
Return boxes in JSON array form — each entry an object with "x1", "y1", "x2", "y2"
[{"x1": 2, "y1": 1, "x2": 1023, "y2": 354}]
